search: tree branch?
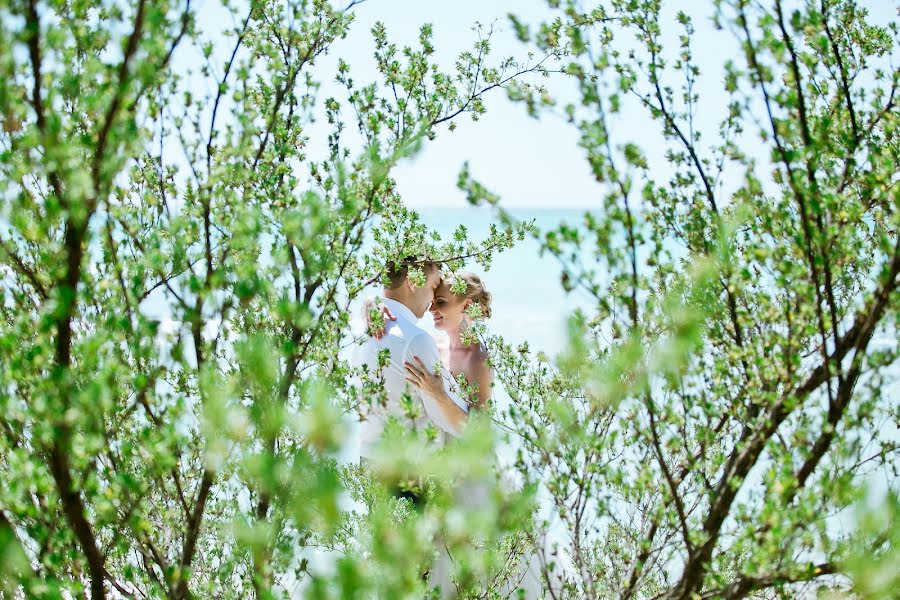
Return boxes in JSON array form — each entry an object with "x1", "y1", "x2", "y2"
[
  {"x1": 93, "y1": 0, "x2": 147, "y2": 192},
  {"x1": 174, "y1": 470, "x2": 214, "y2": 600},
  {"x1": 668, "y1": 232, "x2": 900, "y2": 598},
  {"x1": 429, "y1": 52, "x2": 558, "y2": 128},
  {"x1": 24, "y1": 0, "x2": 64, "y2": 203},
  {"x1": 0, "y1": 237, "x2": 48, "y2": 301},
  {"x1": 774, "y1": 0, "x2": 843, "y2": 396},
  {"x1": 710, "y1": 562, "x2": 836, "y2": 599},
  {"x1": 206, "y1": 10, "x2": 252, "y2": 178}
]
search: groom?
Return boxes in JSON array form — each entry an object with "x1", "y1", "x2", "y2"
[{"x1": 357, "y1": 258, "x2": 469, "y2": 462}]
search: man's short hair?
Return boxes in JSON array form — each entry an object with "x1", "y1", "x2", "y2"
[{"x1": 385, "y1": 256, "x2": 439, "y2": 289}]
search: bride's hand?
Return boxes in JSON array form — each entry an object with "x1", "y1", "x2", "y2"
[
  {"x1": 363, "y1": 298, "x2": 396, "y2": 339},
  {"x1": 404, "y1": 356, "x2": 445, "y2": 400}
]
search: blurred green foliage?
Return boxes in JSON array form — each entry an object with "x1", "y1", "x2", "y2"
[{"x1": 1, "y1": 0, "x2": 897, "y2": 599}]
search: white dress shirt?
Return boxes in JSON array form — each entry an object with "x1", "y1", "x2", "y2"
[{"x1": 355, "y1": 298, "x2": 469, "y2": 459}]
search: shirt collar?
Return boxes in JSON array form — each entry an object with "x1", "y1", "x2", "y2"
[{"x1": 383, "y1": 297, "x2": 418, "y2": 323}]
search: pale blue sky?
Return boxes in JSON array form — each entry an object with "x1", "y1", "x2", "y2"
[
  {"x1": 308, "y1": 0, "x2": 895, "y2": 209},
  {"x1": 309, "y1": 0, "x2": 597, "y2": 208},
  {"x1": 322, "y1": 0, "x2": 650, "y2": 209},
  {"x1": 190, "y1": 0, "x2": 894, "y2": 209}
]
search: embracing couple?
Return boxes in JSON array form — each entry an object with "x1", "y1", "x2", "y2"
[
  {"x1": 355, "y1": 257, "x2": 493, "y2": 484},
  {"x1": 355, "y1": 258, "x2": 543, "y2": 597}
]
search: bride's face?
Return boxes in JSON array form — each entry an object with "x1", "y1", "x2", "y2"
[{"x1": 429, "y1": 281, "x2": 468, "y2": 331}]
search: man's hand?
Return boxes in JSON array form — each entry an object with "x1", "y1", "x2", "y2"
[{"x1": 364, "y1": 297, "x2": 396, "y2": 340}]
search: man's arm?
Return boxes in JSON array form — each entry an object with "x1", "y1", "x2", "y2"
[{"x1": 406, "y1": 333, "x2": 468, "y2": 437}]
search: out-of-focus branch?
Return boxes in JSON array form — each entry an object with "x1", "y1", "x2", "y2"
[
  {"x1": 707, "y1": 562, "x2": 836, "y2": 599},
  {"x1": 0, "y1": 237, "x2": 48, "y2": 301}
]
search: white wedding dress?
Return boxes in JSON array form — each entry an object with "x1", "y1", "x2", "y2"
[{"x1": 429, "y1": 336, "x2": 543, "y2": 599}]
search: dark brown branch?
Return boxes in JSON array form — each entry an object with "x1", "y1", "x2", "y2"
[
  {"x1": 342, "y1": 0, "x2": 366, "y2": 12},
  {"x1": 633, "y1": 24, "x2": 753, "y2": 387},
  {"x1": 24, "y1": 0, "x2": 45, "y2": 131},
  {"x1": 429, "y1": 53, "x2": 558, "y2": 128},
  {"x1": 127, "y1": 378, "x2": 192, "y2": 520},
  {"x1": 710, "y1": 562, "x2": 837, "y2": 599},
  {"x1": 0, "y1": 237, "x2": 48, "y2": 301},
  {"x1": 24, "y1": 0, "x2": 64, "y2": 203},
  {"x1": 774, "y1": 0, "x2": 843, "y2": 396},
  {"x1": 646, "y1": 398, "x2": 693, "y2": 555},
  {"x1": 790, "y1": 235, "x2": 900, "y2": 497},
  {"x1": 533, "y1": 531, "x2": 562, "y2": 600},
  {"x1": 93, "y1": 0, "x2": 147, "y2": 191},
  {"x1": 44, "y1": 93, "x2": 112, "y2": 596},
  {"x1": 820, "y1": 1, "x2": 858, "y2": 141},
  {"x1": 48, "y1": 444, "x2": 107, "y2": 599},
  {"x1": 621, "y1": 517, "x2": 660, "y2": 600},
  {"x1": 668, "y1": 235, "x2": 900, "y2": 599},
  {"x1": 138, "y1": 253, "x2": 208, "y2": 302},
  {"x1": 157, "y1": 1, "x2": 194, "y2": 81},
  {"x1": 105, "y1": 568, "x2": 139, "y2": 599},
  {"x1": 138, "y1": 533, "x2": 175, "y2": 597},
  {"x1": 206, "y1": 10, "x2": 252, "y2": 177},
  {"x1": 643, "y1": 49, "x2": 718, "y2": 216},
  {"x1": 739, "y1": 1, "x2": 835, "y2": 417},
  {"x1": 251, "y1": 326, "x2": 302, "y2": 599},
  {"x1": 104, "y1": 218, "x2": 136, "y2": 327},
  {"x1": 837, "y1": 71, "x2": 898, "y2": 196},
  {"x1": 589, "y1": 52, "x2": 695, "y2": 560},
  {"x1": 252, "y1": 12, "x2": 336, "y2": 170},
  {"x1": 173, "y1": 470, "x2": 214, "y2": 600},
  {"x1": 747, "y1": 282, "x2": 884, "y2": 565}
]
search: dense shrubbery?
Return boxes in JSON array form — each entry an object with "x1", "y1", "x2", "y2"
[{"x1": 0, "y1": 1, "x2": 897, "y2": 598}]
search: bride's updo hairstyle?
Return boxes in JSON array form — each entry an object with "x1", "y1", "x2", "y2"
[{"x1": 454, "y1": 271, "x2": 492, "y2": 319}]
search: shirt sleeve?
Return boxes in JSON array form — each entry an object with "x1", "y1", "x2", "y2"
[{"x1": 405, "y1": 332, "x2": 469, "y2": 436}]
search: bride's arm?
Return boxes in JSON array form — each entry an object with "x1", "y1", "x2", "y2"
[
  {"x1": 468, "y1": 358, "x2": 493, "y2": 412},
  {"x1": 404, "y1": 356, "x2": 468, "y2": 435}
]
